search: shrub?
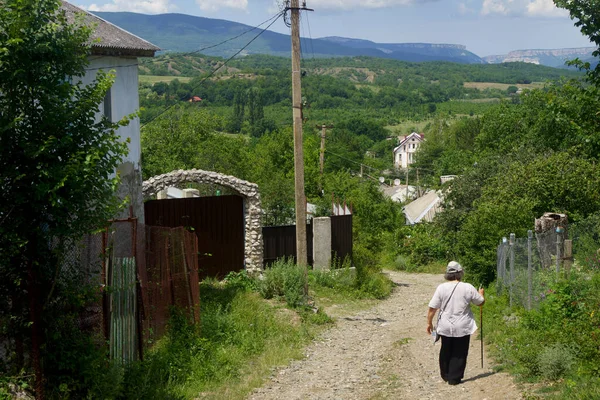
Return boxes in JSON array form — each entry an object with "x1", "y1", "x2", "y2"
[
  {"x1": 538, "y1": 344, "x2": 574, "y2": 381},
  {"x1": 259, "y1": 258, "x2": 307, "y2": 308},
  {"x1": 223, "y1": 270, "x2": 259, "y2": 291}
]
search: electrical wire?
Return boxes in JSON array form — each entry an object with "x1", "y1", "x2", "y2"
[
  {"x1": 140, "y1": 11, "x2": 285, "y2": 130},
  {"x1": 84, "y1": 11, "x2": 284, "y2": 73}
]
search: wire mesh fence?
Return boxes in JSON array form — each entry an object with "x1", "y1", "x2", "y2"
[{"x1": 497, "y1": 229, "x2": 572, "y2": 310}]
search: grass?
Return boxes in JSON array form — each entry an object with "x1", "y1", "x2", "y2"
[
  {"x1": 463, "y1": 81, "x2": 545, "y2": 91},
  {"x1": 117, "y1": 262, "x2": 393, "y2": 400},
  {"x1": 385, "y1": 119, "x2": 433, "y2": 135},
  {"x1": 122, "y1": 281, "x2": 330, "y2": 400},
  {"x1": 484, "y1": 272, "x2": 600, "y2": 399},
  {"x1": 139, "y1": 75, "x2": 193, "y2": 84}
]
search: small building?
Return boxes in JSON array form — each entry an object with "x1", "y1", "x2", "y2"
[
  {"x1": 393, "y1": 132, "x2": 424, "y2": 169},
  {"x1": 189, "y1": 96, "x2": 202, "y2": 103},
  {"x1": 403, "y1": 190, "x2": 442, "y2": 225},
  {"x1": 63, "y1": 1, "x2": 160, "y2": 222}
]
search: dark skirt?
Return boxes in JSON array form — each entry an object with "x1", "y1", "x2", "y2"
[{"x1": 439, "y1": 334, "x2": 470, "y2": 384}]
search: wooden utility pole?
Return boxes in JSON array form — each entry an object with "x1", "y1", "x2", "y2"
[
  {"x1": 416, "y1": 168, "x2": 420, "y2": 197},
  {"x1": 290, "y1": 0, "x2": 310, "y2": 266},
  {"x1": 405, "y1": 168, "x2": 409, "y2": 200},
  {"x1": 317, "y1": 124, "x2": 333, "y2": 190}
]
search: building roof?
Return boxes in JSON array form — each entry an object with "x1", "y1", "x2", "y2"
[
  {"x1": 394, "y1": 132, "x2": 424, "y2": 153},
  {"x1": 61, "y1": 1, "x2": 160, "y2": 57},
  {"x1": 403, "y1": 190, "x2": 442, "y2": 225}
]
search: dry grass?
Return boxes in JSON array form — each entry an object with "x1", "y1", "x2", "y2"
[
  {"x1": 385, "y1": 120, "x2": 433, "y2": 135},
  {"x1": 139, "y1": 75, "x2": 193, "y2": 84},
  {"x1": 464, "y1": 81, "x2": 545, "y2": 90}
]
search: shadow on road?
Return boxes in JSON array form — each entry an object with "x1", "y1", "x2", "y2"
[{"x1": 462, "y1": 371, "x2": 496, "y2": 383}]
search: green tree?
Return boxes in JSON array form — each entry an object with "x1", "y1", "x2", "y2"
[
  {"x1": 0, "y1": 0, "x2": 129, "y2": 396},
  {"x1": 554, "y1": 0, "x2": 600, "y2": 85}
]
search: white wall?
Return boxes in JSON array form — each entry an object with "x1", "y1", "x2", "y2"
[{"x1": 78, "y1": 56, "x2": 144, "y2": 221}]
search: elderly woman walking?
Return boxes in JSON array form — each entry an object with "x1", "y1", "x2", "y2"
[{"x1": 426, "y1": 261, "x2": 485, "y2": 385}]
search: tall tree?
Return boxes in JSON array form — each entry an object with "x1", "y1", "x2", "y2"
[
  {"x1": 0, "y1": 0, "x2": 129, "y2": 396},
  {"x1": 554, "y1": 0, "x2": 600, "y2": 85}
]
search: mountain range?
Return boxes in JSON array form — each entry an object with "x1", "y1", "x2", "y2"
[
  {"x1": 95, "y1": 11, "x2": 595, "y2": 68},
  {"x1": 484, "y1": 47, "x2": 596, "y2": 68}
]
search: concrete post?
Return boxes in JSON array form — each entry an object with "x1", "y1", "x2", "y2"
[{"x1": 313, "y1": 217, "x2": 331, "y2": 270}]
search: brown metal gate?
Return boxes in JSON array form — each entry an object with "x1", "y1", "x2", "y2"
[
  {"x1": 144, "y1": 195, "x2": 245, "y2": 279},
  {"x1": 262, "y1": 221, "x2": 313, "y2": 267},
  {"x1": 331, "y1": 215, "x2": 353, "y2": 263}
]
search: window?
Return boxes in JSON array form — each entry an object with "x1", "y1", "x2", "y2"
[{"x1": 103, "y1": 88, "x2": 112, "y2": 121}]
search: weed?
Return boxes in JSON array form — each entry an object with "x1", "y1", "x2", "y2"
[
  {"x1": 259, "y1": 258, "x2": 307, "y2": 308},
  {"x1": 538, "y1": 344, "x2": 574, "y2": 381}
]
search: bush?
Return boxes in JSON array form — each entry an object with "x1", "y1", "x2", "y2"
[
  {"x1": 538, "y1": 344, "x2": 575, "y2": 381},
  {"x1": 259, "y1": 258, "x2": 307, "y2": 308}
]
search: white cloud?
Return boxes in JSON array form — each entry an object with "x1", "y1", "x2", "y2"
[
  {"x1": 86, "y1": 0, "x2": 175, "y2": 14},
  {"x1": 302, "y1": 0, "x2": 426, "y2": 11},
  {"x1": 481, "y1": 0, "x2": 510, "y2": 15},
  {"x1": 526, "y1": 0, "x2": 568, "y2": 17},
  {"x1": 195, "y1": 0, "x2": 248, "y2": 12},
  {"x1": 480, "y1": 0, "x2": 567, "y2": 17},
  {"x1": 458, "y1": 2, "x2": 475, "y2": 14}
]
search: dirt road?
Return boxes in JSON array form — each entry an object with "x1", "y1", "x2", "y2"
[{"x1": 248, "y1": 271, "x2": 522, "y2": 400}]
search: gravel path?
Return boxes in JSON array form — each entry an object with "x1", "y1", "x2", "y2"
[{"x1": 248, "y1": 271, "x2": 523, "y2": 400}]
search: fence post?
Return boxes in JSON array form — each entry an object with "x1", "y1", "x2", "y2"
[
  {"x1": 555, "y1": 228, "x2": 562, "y2": 274},
  {"x1": 509, "y1": 233, "x2": 515, "y2": 307},
  {"x1": 564, "y1": 239, "x2": 573, "y2": 277},
  {"x1": 527, "y1": 230, "x2": 533, "y2": 311},
  {"x1": 500, "y1": 237, "x2": 508, "y2": 295}
]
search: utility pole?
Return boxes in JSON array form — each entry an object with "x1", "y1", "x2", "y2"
[
  {"x1": 405, "y1": 168, "x2": 409, "y2": 200},
  {"x1": 416, "y1": 168, "x2": 420, "y2": 197},
  {"x1": 290, "y1": 0, "x2": 312, "y2": 266},
  {"x1": 317, "y1": 124, "x2": 333, "y2": 190}
]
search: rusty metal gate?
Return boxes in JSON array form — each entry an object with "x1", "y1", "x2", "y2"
[{"x1": 144, "y1": 195, "x2": 245, "y2": 279}]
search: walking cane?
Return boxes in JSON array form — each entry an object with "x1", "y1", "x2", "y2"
[{"x1": 479, "y1": 285, "x2": 484, "y2": 368}]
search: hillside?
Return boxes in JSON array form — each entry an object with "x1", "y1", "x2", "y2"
[
  {"x1": 139, "y1": 53, "x2": 583, "y2": 84},
  {"x1": 484, "y1": 47, "x2": 596, "y2": 68},
  {"x1": 93, "y1": 11, "x2": 484, "y2": 64}
]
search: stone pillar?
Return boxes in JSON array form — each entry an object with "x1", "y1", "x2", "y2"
[{"x1": 313, "y1": 217, "x2": 331, "y2": 270}]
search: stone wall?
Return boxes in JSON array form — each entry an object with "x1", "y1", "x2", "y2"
[{"x1": 142, "y1": 169, "x2": 263, "y2": 273}]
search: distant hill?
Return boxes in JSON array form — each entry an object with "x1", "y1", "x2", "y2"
[
  {"x1": 484, "y1": 47, "x2": 597, "y2": 68},
  {"x1": 94, "y1": 11, "x2": 485, "y2": 64}
]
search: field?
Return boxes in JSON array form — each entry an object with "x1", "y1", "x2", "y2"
[
  {"x1": 463, "y1": 81, "x2": 545, "y2": 90},
  {"x1": 139, "y1": 75, "x2": 193, "y2": 84},
  {"x1": 385, "y1": 119, "x2": 433, "y2": 135}
]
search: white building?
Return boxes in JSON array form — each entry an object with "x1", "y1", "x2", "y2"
[
  {"x1": 63, "y1": 1, "x2": 160, "y2": 221},
  {"x1": 393, "y1": 132, "x2": 424, "y2": 169}
]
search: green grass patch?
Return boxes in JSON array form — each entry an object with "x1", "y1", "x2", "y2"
[
  {"x1": 484, "y1": 272, "x2": 600, "y2": 398},
  {"x1": 385, "y1": 119, "x2": 433, "y2": 135},
  {"x1": 121, "y1": 277, "x2": 327, "y2": 399},
  {"x1": 139, "y1": 75, "x2": 193, "y2": 84}
]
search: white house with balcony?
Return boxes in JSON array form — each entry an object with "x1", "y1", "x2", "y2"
[
  {"x1": 393, "y1": 132, "x2": 424, "y2": 169},
  {"x1": 63, "y1": 1, "x2": 160, "y2": 222}
]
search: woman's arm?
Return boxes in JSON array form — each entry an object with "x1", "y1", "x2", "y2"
[{"x1": 426, "y1": 307, "x2": 437, "y2": 334}]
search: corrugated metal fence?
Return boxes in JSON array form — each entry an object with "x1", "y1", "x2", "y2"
[
  {"x1": 262, "y1": 215, "x2": 352, "y2": 267},
  {"x1": 144, "y1": 195, "x2": 244, "y2": 279}
]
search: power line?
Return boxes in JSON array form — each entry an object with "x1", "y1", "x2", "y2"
[
  {"x1": 140, "y1": 11, "x2": 284, "y2": 130},
  {"x1": 84, "y1": 11, "x2": 284, "y2": 73}
]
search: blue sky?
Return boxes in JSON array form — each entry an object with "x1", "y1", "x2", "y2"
[{"x1": 75, "y1": 0, "x2": 594, "y2": 56}]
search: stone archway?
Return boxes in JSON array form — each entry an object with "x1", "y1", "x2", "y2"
[{"x1": 143, "y1": 169, "x2": 263, "y2": 273}]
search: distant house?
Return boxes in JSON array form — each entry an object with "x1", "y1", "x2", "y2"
[
  {"x1": 393, "y1": 132, "x2": 424, "y2": 169},
  {"x1": 380, "y1": 184, "x2": 417, "y2": 203},
  {"x1": 62, "y1": 1, "x2": 159, "y2": 222},
  {"x1": 189, "y1": 96, "x2": 202, "y2": 103}
]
